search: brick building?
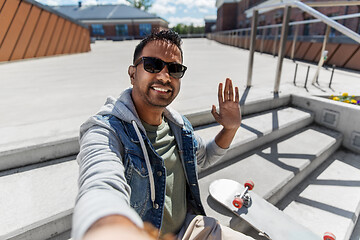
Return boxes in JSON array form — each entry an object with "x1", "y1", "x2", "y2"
[
  {"x1": 205, "y1": 15, "x2": 217, "y2": 33},
  {"x1": 53, "y1": 3, "x2": 169, "y2": 40},
  {"x1": 212, "y1": 0, "x2": 360, "y2": 71},
  {"x1": 216, "y1": 0, "x2": 360, "y2": 36},
  {"x1": 0, "y1": 0, "x2": 90, "y2": 62}
]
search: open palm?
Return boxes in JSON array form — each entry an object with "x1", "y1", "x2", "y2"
[{"x1": 211, "y1": 78, "x2": 241, "y2": 130}]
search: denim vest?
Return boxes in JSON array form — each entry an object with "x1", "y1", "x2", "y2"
[{"x1": 105, "y1": 114, "x2": 206, "y2": 230}]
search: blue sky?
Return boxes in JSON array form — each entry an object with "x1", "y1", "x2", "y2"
[{"x1": 35, "y1": 0, "x2": 217, "y2": 27}]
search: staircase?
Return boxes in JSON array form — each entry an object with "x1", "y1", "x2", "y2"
[{"x1": 0, "y1": 94, "x2": 359, "y2": 240}]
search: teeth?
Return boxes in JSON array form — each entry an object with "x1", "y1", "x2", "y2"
[{"x1": 152, "y1": 87, "x2": 169, "y2": 92}]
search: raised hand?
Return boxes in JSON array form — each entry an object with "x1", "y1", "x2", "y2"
[{"x1": 211, "y1": 78, "x2": 241, "y2": 131}]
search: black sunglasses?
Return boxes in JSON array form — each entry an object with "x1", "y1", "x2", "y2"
[{"x1": 134, "y1": 57, "x2": 187, "y2": 79}]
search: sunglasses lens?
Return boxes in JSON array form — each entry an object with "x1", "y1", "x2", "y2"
[
  {"x1": 143, "y1": 58, "x2": 163, "y2": 73},
  {"x1": 142, "y1": 57, "x2": 186, "y2": 78},
  {"x1": 168, "y1": 64, "x2": 186, "y2": 78}
]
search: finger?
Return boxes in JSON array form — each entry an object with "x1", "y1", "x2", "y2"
[
  {"x1": 228, "y1": 78, "x2": 234, "y2": 101},
  {"x1": 218, "y1": 83, "x2": 223, "y2": 103},
  {"x1": 235, "y1": 86, "x2": 240, "y2": 103},
  {"x1": 224, "y1": 78, "x2": 230, "y2": 101},
  {"x1": 211, "y1": 105, "x2": 220, "y2": 121}
]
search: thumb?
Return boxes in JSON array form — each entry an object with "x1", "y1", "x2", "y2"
[{"x1": 211, "y1": 105, "x2": 220, "y2": 121}]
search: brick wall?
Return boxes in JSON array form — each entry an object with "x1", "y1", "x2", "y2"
[
  {"x1": 217, "y1": 3, "x2": 238, "y2": 31},
  {"x1": 0, "y1": 0, "x2": 90, "y2": 62}
]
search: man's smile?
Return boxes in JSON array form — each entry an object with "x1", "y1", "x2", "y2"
[{"x1": 150, "y1": 85, "x2": 172, "y2": 94}]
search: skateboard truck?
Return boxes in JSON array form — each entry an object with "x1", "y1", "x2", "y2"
[
  {"x1": 323, "y1": 232, "x2": 336, "y2": 240},
  {"x1": 232, "y1": 180, "x2": 254, "y2": 208}
]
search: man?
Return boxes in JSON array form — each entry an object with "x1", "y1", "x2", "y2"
[{"x1": 72, "y1": 30, "x2": 253, "y2": 240}]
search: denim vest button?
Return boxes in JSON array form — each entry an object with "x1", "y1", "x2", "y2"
[
  {"x1": 154, "y1": 203, "x2": 159, "y2": 209},
  {"x1": 157, "y1": 171, "x2": 162, "y2": 176}
]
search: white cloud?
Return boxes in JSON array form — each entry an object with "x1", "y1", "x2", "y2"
[
  {"x1": 82, "y1": 0, "x2": 129, "y2": 5},
  {"x1": 36, "y1": 0, "x2": 61, "y2": 5},
  {"x1": 194, "y1": 0, "x2": 216, "y2": 8},
  {"x1": 198, "y1": 8, "x2": 209, "y2": 13},
  {"x1": 36, "y1": 0, "x2": 129, "y2": 5},
  {"x1": 168, "y1": 16, "x2": 204, "y2": 27},
  {"x1": 173, "y1": 0, "x2": 215, "y2": 9},
  {"x1": 149, "y1": 2, "x2": 176, "y2": 15}
]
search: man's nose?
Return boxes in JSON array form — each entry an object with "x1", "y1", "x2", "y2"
[{"x1": 157, "y1": 65, "x2": 171, "y2": 83}]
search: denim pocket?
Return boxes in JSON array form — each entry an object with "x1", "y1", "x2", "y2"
[{"x1": 124, "y1": 152, "x2": 151, "y2": 217}]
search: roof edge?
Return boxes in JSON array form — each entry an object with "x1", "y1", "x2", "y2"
[{"x1": 24, "y1": 0, "x2": 88, "y2": 28}]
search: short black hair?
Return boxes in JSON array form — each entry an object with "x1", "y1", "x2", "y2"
[{"x1": 133, "y1": 30, "x2": 183, "y2": 64}]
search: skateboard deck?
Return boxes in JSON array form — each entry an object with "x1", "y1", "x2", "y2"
[{"x1": 209, "y1": 179, "x2": 323, "y2": 240}]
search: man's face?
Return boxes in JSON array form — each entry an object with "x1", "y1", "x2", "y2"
[{"x1": 129, "y1": 40, "x2": 182, "y2": 110}]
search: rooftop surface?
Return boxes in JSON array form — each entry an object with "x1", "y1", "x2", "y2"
[
  {"x1": 1, "y1": 38, "x2": 359, "y2": 156},
  {"x1": 1, "y1": 38, "x2": 360, "y2": 240}
]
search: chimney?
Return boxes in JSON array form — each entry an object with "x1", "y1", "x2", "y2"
[{"x1": 78, "y1": 1, "x2": 82, "y2": 8}]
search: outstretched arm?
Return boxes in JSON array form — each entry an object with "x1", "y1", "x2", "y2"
[{"x1": 211, "y1": 78, "x2": 241, "y2": 149}]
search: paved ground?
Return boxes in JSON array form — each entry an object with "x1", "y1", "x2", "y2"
[{"x1": 1, "y1": 38, "x2": 360, "y2": 153}]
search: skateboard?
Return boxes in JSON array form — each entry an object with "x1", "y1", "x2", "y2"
[{"x1": 209, "y1": 179, "x2": 336, "y2": 240}]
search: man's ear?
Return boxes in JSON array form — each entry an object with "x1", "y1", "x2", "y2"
[{"x1": 128, "y1": 65, "x2": 136, "y2": 84}]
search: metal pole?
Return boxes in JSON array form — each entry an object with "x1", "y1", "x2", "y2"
[
  {"x1": 240, "y1": 30, "x2": 244, "y2": 48},
  {"x1": 329, "y1": 64, "x2": 336, "y2": 88},
  {"x1": 291, "y1": 24, "x2": 299, "y2": 60},
  {"x1": 312, "y1": 25, "x2": 331, "y2": 84},
  {"x1": 233, "y1": 31, "x2": 236, "y2": 47},
  {"x1": 246, "y1": 30, "x2": 250, "y2": 49},
  {"x1": 304, "y1": 65, "x2": 310, "y2": 89},
  {"x1": 246, "y1": 10, "x2": 258, "y2": 87},
  {"x1": 273, "y1": 27, "x2": 279, "y2": 56},
  {"x1": 236, "y1": 31, "x2": 238, "y2": 46},
  {"x1": 294, "y1": 0, "x2": 360, "y2": 44},
  {"x1": 293, "y1": 63, "x2": 298, "y2": 85},
  {"x1": 260, "y1": 28, "x2": 266, "y2": 53},
  {"x1": 274, "y1": 6, "x2": 291, "y2": 93}
]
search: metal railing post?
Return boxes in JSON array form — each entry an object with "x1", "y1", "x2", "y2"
[
  {"x1": 329, "y1": 64, "x2": 336, "y2": 88},
  {"x1": 246, "y1": 10, "x2": 259, "y2": 87},
  {"x1": 291, "y1": 24, "x2": 299, "y2": 60},
  {"x1": 293, "y1": 63, "x2": 298, "y2": 85},
  {"x1": 260, "y1": 28, "x2": 266, "y2": 53},
  {"x1": 304, "y1": 65, "x2": 310, "y2": 90},
  {"x1": 312, "y1": 25, "x2": 331, "y2": 84},
  {"x1": 273, "y1": 27, "x2": 279, "y2": 56},
  {"x1": 274, "y1": 6, "x2": 291, "y2": 93}
]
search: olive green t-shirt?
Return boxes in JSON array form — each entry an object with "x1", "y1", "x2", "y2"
[{"x1": 142, "y1": 118, "x2": 187, "y2": 235}]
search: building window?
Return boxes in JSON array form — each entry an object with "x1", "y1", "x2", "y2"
[
  {"x1": 116, "y1": 24, "x2": 128, "y2": 36},
  {"x1": 91, "y1": 24, "x2": 105, "y2": 36},
  {"x1": 139, "y1": 23, "x2": 152, "y2": 36}
]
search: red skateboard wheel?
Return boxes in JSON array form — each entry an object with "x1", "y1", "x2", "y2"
[
  {"x1": 244, "y1": 180, "x2": 254, "y2": 190},
  {"x1": 233, "y1": 197, "x2": 244, "y2": 208},
  {"x1": 323, "y1": 232, "x2": 336, "y2": 240}
]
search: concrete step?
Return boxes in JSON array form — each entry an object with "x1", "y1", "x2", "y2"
[
  {"x1": 196, "y1": 106, "x2": 314, "y2": 173},
  {"x1": 0, "y1": 156, "x2": 78, "y2": 240},
  {"x1": 0, "y1": 94, "x2": 291, "y2": 173},
  {"x1": 0, "y1": 98, "x2": 294, "y2": 240},
  {"x1": 276, "y1": 149, "x2": 360, "y2": 240},
  {"x1": 198, "y1": 124, "x2": 343, "y2": 234},
  {"x1": 0, "y1": 104, "x2": 305, "y2": 240}
]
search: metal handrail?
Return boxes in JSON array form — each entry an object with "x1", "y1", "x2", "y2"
[
  {"x1": 219, "y1": 0, "x2": 360, "y2": 93},
  {"x1": 293, "y1": 1, "x2": 360, "y2": 44},
  {"x1": 210, "y1": 12, "x2": 360, "y2": 34}
]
